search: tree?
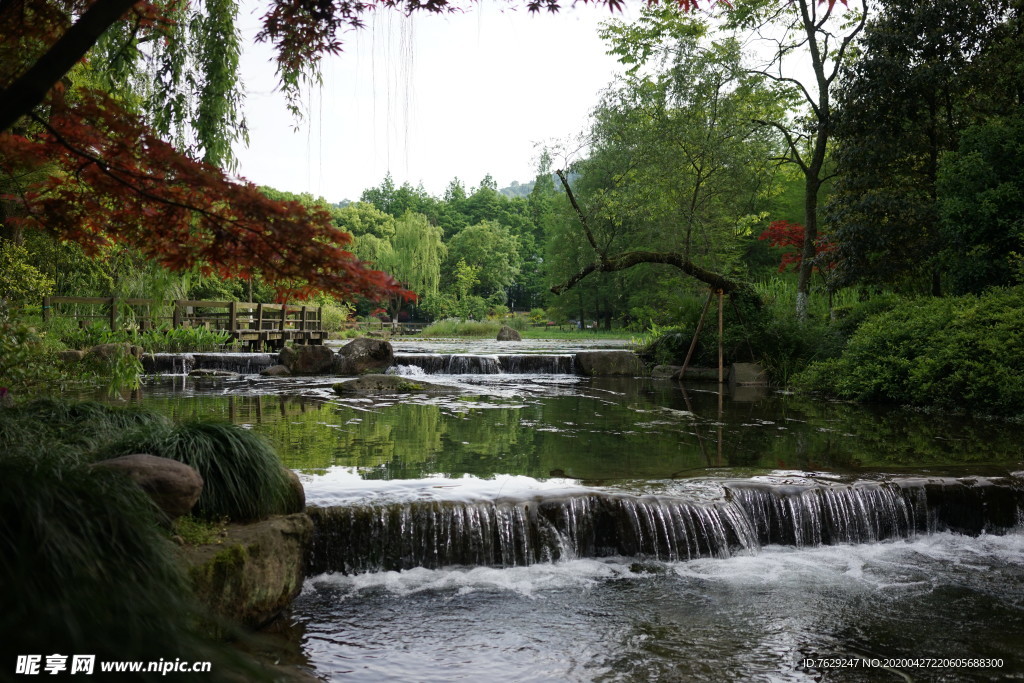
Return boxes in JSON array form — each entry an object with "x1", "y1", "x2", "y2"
[
  {"x1": 445, "y1": 220, "x2": 522, "y2": 301},
  {"x1": 1, "y1": 0, "x2": 836, "y2": 304},
  {"x1": 550, "y1": 7, "x2": 784, "y2": 300},
  {"x1": 724, "y1": 0, "x2": 867, "y2": 318},
  {"x1": 826, "y1": 0, "x2": 1019, "y2": 294},
  {"x1": 937, "y1": 117, "x2": 1024, "y2": 294}
]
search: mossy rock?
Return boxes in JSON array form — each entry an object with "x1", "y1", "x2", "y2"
[
  {"x1": 332, "y1": 374, "x2": 449, "y2": 395},
  {"x1": 181, "y1": 513, "x2": 312, "y2": 635}
]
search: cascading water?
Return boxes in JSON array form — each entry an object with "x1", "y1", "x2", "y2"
[
  {"x1": 142, "y1": 352, "x2": 275, "y2": 374},
  {"x1": 306, "y1": 477, "x2": 1024, "y2": 575},
  {"x1": 390, "y1": 353, "x2": 576, "y2": 375}
]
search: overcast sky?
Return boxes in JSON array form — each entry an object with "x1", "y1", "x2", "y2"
[{"x1": 232, "y1": 1, "x2": 639, "y2": 203}]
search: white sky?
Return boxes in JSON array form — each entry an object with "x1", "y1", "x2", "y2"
[{"x1": 232, "y1": 1, "x2": 637, "y2": 203}]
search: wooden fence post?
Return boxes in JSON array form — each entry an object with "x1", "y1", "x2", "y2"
[
  {"x1": 173, "y1": 300, "x2": 182, "y2": 329},
  {"x1": 228, "y1": 301, "x2": 238, "y2": 334},
  {"x1": 301, "y1": 306, "x2": 308, "y2": 331},
  {"x1": 42, "y1": 296, "x2": 51, "y2": 322},
  {"x1": 109, "y1": 297, "x2": 118, "y2": 331},
  {"x1": 256, "y1": 303, "x2": 264, "y2": 331}
]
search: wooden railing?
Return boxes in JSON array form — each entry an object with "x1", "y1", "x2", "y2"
[{"x1": 42, "y1": 296, "x2": 325, "y2": 348}]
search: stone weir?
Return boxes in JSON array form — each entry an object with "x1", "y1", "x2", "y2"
[
  {"x1": 142, "y1": 352, "x2": 277, "y2": 375},
  {"x1": 306, "y1": 476, "x2": 1024, "y2": 575},
  {"x1": 391, "y1": 353, "x2": 577, "y2": 375}
]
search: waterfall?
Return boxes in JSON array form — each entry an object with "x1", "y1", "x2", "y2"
[
  {"x1": 391, "y1": 353, "x2": 576, "y2": 375},
  {"x1": 307, "y1": 477, "x2": 1024, "y2": 575},
  {"x1": 142, "y1": 352, "x2": 275, "y2": 375}
]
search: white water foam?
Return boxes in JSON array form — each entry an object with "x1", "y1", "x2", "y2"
[
  {"x1": 302, "y1": 468, "x2": 593, "y2": 506},
  {"x1": 306, "y1": 530, "x2": 1024, "y2": 600}
]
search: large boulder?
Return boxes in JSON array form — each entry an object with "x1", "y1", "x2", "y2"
[
  {"x1": 57, "y1": 349, "x2": 86, "y2": 363},
  {"x1": 333, "y1": 337, "x2": 394, "y2": 375},
  {"x1": 260, "y1": 364, "x2": 291, "y2": 377},
  {"x1": 181, "y1": 513, "x2": 313, "y2": 632},
  {"x1": 574, "y1": 351, "x2": 646, "y2": 377},
  {"x1": 497, "y1": 326, "x2": 522, "y2": 341},
  {"x1": 280, "y1": 344, "x2": 335, "y2": 374},
  {"x1": 93, "y1": 454, "x2": 203, "y2": 519}
]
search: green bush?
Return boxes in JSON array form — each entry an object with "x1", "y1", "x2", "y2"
[{"x1": 794, "y1": 286, "x2": 1024, "y2": 415}]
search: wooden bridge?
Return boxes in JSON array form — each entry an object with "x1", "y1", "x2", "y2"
[{"x1": 42, "y1": 296, "x2": 326, "y2": 349}]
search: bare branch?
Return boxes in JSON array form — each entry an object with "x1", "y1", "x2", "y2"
[{"x1": 555, "y1": 169, "x2": 601, "y2": 255}]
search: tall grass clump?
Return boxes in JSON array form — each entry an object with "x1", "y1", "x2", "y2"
[
  {"x1": 0, "y1": 398, "x2": 170, "y2": 459},
  {"x1": 103, "y1": 421, "x2": 295, "y2": 521},
  {"x1": 794, "y1": 286, "x2": 1024, "y2": 416},
  {"x1": 0, "y1": 450, "x2": 206, "y2": 669},
  {"x1": 420, "y1": 318, "x2": 501, "y2": 338}
]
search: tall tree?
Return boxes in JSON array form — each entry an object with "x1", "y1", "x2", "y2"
[
  {"x1": 724, "y1": 0, "x2": 867, "y2": 318},
  {"x1": 827, "y1": 0, "x2": 1019, "y2": 294}
]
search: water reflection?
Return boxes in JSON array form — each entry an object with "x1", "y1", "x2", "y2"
[{"x1": 126, "y1": 375, "x2": 1024, "y2": 480}]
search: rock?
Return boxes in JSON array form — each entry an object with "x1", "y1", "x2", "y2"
[
  {"x1": 652, "y1": 365, "x2": 721, "y2": 381},
  {"x1": 188, "y1": 369, "x2": 240, "y2": 378},
  {"x1": 180, "y1": 513, "x2": 313, "y2": 632},
  {"x1": 730, "y1": 362, "x2": 768, "y2": 386},
  {"x1": 333, "y1": 337, "x2": 394, "y2": 375},
  {"x1": 281, "y1": 344, "x2": 335, "y2": 374},
  {"x1": 277, "y1": 345, "x2": 297, "y2": 369},
  {"x1": 497, "y1": 326, "x2": 522, "y2": 341},
  {"x1": 260, "y1": 364, "x2": 292, "y2": 377},
  {"x1": 93, "y1": 454, "x2": 203, "y2": 520},
  {"x1": 332, "y1": 374, "x2": 448, "y2": 395},
  {"x1": 574, "y1": 351, "x2": 646, "y2": 377},
  {"x1": 87, "y1": 342, "x2": 142, "y2": 361},
  {"x1": 282, "y1": 469, "x2": 305, "y2": 514},
  {"x1": 57, "y1": 349, "x2": 86, "y2": 363},
  {"x1": 651, "y1": 365, "x2": 682, "y2": 379}
]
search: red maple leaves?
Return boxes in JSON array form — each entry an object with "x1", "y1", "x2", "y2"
[
  {"x1": 758, "y1": 219, "x2": 836, "y2": 273},
  {"x1": 0, "y1": 88, "x2": 410, "y2": 302}
]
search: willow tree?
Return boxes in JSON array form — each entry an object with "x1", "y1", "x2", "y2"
[{"x1": 552, "y1": 7, "x2": 786, "y2": 302}]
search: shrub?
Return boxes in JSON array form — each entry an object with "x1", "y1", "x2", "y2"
[{"x1": 794, "y1": 286, "x2": 1024, "y2": 415}]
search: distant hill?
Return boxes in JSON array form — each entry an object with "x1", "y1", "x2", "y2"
[{"x1": 499, "y1": 180, "x2": 534, "y2": 198}]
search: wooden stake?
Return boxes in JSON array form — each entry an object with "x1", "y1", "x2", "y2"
[
  {"x1": 717, "y1": 289, "x2": 724, "y2": 384},
  {"x1": 679, "y1": 289, "x2": 715, "y2": 381}
]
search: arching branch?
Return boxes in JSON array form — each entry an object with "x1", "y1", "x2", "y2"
[{"x1": 550, "y1": 250, "x2": 744, "y2": 295}]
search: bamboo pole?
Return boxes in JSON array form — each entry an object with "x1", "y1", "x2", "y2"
[
  {"x1": 678, "y1": 289, "x2": 715, "y2": 381},
  {"x1": 717, "y1": 289, "x2": 724, "y2": 384}
]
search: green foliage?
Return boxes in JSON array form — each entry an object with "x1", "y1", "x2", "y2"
[
  {"x1": 0, "y1": 451, "x2": 209, "y2": 668},
  {"x1": 420, "y1": 319, "x2": 502, "y2": 338},
  {"x1": 445, "y1": 221, "x2": 521, "y2": 300},
  {"x1": 0, "y1": 313, "x2": 61, "y2": 397},
  {"x1": 0, "y1": 239, "x2": 55, "y2": 306},
  {"x1": 103, "y1": 421, "x2": 294, "y2": 522},
  {"x1": 938, "y1": 117, "x2": 1024, "y2": 294},
  {"x1": 828, "y1": 0, "x2": 1018, "y2": 293},
  {"x1": 794, "y1": 286, "x2": 1024, "y2": 415}
]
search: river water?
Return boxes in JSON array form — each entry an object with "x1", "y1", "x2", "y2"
[{"x1": 123, "y1": 341, "x2": 1024, "y2": 681}]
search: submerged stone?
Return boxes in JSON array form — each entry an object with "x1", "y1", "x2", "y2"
[{"x1": 332, "y1": 374, "x2": 447, "y2": 395}]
